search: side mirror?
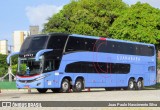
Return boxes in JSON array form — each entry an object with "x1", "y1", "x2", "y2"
[{"x1": 7, "y1": 52, "x2": 20, "y2": 64}]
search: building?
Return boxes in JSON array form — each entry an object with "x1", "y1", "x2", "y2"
[
  {"x1": 13, "y1": 31, "x2": 30, "y2": 52},
  {"x1": 0, "y1": 40, "x2": 8, "y2": 55},
  {"x1": 29, "y1": 26, "x2": 39, "y2": 35}
]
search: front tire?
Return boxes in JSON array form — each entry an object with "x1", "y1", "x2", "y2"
[
  {"x1": 60, "y1": 79, "x2": 70, "y2": 93},
  {"x1": 73, "y1": 79, "x2": 83, "y2": 92},
  {"x1": 128, "y1": 79, "x2": 135, "y2": 90},
  {"x1": 37, "y1": 88, "x2": 48, "y2": 93}
]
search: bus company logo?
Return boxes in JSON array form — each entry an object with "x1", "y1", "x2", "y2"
[
  {"x1": 24, "y1": 54, "x2": 33, "y2": 57},
  {"x1": 117, "y1": 56, "x2": 140, "y2": 62},
  {"x1": 92, "y1": 38, "x2": 111, "y2": 78}
]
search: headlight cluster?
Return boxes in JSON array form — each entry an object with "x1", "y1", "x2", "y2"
[{"x1": 35, "y1": 74, "x2": 50, "y2": 81}]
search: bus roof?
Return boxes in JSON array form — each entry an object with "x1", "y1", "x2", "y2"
[
  {"x1": 71, "y1": 34, "x2": 155, "y2": 47},
  {"x1": 29, "y1": 33, "x2": 154, "y2": 47}
]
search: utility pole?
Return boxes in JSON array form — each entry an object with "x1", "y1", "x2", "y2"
[
  {"x1": 2, "y1": 45, "x2": 15, "y2": 82},
  {"x1": 8, "y1": 45, "x2": 14, "y2": 81},
  {"x1": 9, "y1": 57, "x2": 12, "y2": 82},
  {"x1": 8, "y1": 45, "x2": 13, "y2": 54}
]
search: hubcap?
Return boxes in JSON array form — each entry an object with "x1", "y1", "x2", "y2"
[
  {"x1": 129, "y1": 81, "x2": 134, "y2": 89},
  {"x1": 76, "y1": 81, "x2": 82, "y2": 89},
  {"x1": 62, "y1": 82, "x2": 69, "y2": 91},
  {"x1": 137, "y1": 81, "x2": 142, "y2": 88}
]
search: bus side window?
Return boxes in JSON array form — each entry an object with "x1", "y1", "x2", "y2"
[
  {"x1": 66, "y1": 37, "x2": 86, "y2": 52},
  {"x1": 44, "y1": 60, "x2": 55, "y2": 72},
  {"x1": 85, "y1": 38, "x2": 96, "y2": 51}
]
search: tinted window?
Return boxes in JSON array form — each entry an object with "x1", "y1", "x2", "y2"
[
  {"x1": 66, "y1": 37, "x2": 86, "y2": 52},
  {"x1": 85, "y1": 38, "x2": 96, "y2": 51},
  {"x1": 65, "y1": 36, "x2": 154, "y2": 56},
  {"x1": 20, "y1": 36, "x2": 48, "y2": 53},
  {"x1": 95, "y1": 40, "x2": 154, "y2": 56},
  {"x1": 47, "y1": 35, "x2": 68, "y2": 50},
  {"x1": 30, "y1": 36, "x2": 48, "y2": 50},
  {"x1": 95, "y1": 40, "x2": 107, "y2": 52},
  {"x1": 20, "y1": 37, "x2": 31, "y2": 52},
  {"x1": 65, "y1": 61, "x2": 130, "y2": 74}
]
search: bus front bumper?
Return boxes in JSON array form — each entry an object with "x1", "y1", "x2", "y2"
[{"x1": 16, "y1": 79, "x2": 44, "y2": 89}]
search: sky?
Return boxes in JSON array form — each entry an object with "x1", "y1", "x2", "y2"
[{"x1": 0, "y1": 0, "x2": 160, "y2": 46}]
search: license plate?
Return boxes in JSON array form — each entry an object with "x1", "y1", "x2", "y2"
[{"x1": 24, "y1": 85, "x2": 29, "y2": 88}]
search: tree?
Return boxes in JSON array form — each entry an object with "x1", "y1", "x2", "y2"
[
  {"x1": 44, "y1": 0, "x2": 128, "y2": 37},
  {"x1": 0, "y1": 54, "x2": 18, "y2": 77},
  {"x1": 109, "y1": 2, "x2": 160, "y2": 45},
  {"x1": 0, "y1": 54, "x2": 8, "y2": 77}
]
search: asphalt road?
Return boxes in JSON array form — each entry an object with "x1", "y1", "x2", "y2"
[
  {"x1": 0, "y1": 88, "x2": 160, "y2": 110},
  {"x1": 0, "y1": 88, "x2": 160, "y2": 101}
]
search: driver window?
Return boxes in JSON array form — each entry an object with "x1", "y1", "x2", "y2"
[{"x1": 44, "y1": 59, "x2": 55, "y2": 72}]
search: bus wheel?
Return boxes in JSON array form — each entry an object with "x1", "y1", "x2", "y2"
[
  {"x1": 51, "y1": 88, "x2": 60, "y2": 93},
  {"x1": 128, "y1": 79, "x2": 135, "y2": 90},
  {"x1": 37, "y1": 88, "x2": 48, "y2": 93},
  {"x1": 136, "y1": 79, "x2": 144, "y2": 90},
  {"x1": 73, "y1": 79, "x2": 83, "y2": 92},
  {"x1": 60, "y1": 79, "x2": 70, "y2": 93}
]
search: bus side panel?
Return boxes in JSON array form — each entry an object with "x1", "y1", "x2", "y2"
[
  {"x1": 144, "y1": 63, "x2": 156, "y2": 86},
  {"x1": 149, "y1": 72, "x2": 156, "y2": 86},
  {"x1": 116, "y1": 74, "x2": 127, "y2": 87},
  {"x1": 85, "y1": 74, "x2": 107, "y2": 87},
  {"x1": 144, "y1": 73, "x2": 151, "y2": 86},
  {"x1": 44, "y1": 72, "x2": 61, "y2": 88},
  {"x1": 104, "y1": 74, "x2": 116, "y2": 87}
]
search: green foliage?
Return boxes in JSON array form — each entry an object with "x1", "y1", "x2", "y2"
[
  {"x1": 12, "y1": 55, "x2": 18, "y2": 65},
  {"x1": 44, "y1": 0, "x2": 128, "y2": 37},
  {"x1": 0, "y1": 54, "x2": 8, "y2": 77},
  {"x1": 12, "y1": 64, "x2": 17, "y2": 75},
  {"x1": 0, "y1": 68, "x2": 6, "y2": 77},
  {"x1": 44, "y1": 1, "x2": 160, "y2": 47},
  {"x1": 12, "y1": 64, "x2": 26, "y2": 75},
  {"x1": 0, "y1": 54, "x2": 18, "y2": 77},
  {"x1": 158, "y1": 60, "x2": 160, "y2": 69},
  {"x1": 109, "y1": 2, "x2": 160, "y2": 45}
]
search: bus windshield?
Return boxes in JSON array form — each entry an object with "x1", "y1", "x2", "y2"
[
  {"x1": 17, "y1": 57, "x2": 43, "y2": 76},
  {"x1": 20, "y1": 35, "x2": 48, "y2": 53}
]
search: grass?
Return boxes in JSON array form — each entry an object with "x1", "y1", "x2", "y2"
[{"x1": 0, "y1": 81, "x2": 16, "y2": 89}]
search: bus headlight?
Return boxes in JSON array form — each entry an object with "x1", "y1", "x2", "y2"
[
  {"x1": 35, "y1": 74, "x2": 50, "y2": 81},
  {"x1": 35, "y1": 76, "x2": 46, "y2": 81}
]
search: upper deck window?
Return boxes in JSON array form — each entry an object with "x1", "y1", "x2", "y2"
[
  {"x1": 65, "y1": 36, "x2": 154, "y2": 56},
  {"x1": 30, "y1": 36, "x2": 48, "y2": 51},
  {"x1": 20, "y1": 36, "x2": 48, "y2": 53},
  {"x1": 47, "y1": 35, "x2": 68, "y2": 50}
]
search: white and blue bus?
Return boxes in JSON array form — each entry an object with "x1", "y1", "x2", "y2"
[{"x1": 7, "y1": 33, "x2": 156, "y2": 93}]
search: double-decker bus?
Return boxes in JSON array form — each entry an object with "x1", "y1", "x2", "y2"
[{"x1": 7, "y1": 33, "x2": 156, "y2": 93}]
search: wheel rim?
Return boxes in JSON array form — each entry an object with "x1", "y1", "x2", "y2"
[
  {"x1": 62, "y1": 82, "x2": 69, "y2": 91},
  {"x1": 129, "y1": 81, "x2": 134, "y2": 89},
  {"x1": 137, "y1": 81, "x2": 142, "y2": 88},
  {"x1": 76, "y1": 81, "x2": 82, "y2": 89}
]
